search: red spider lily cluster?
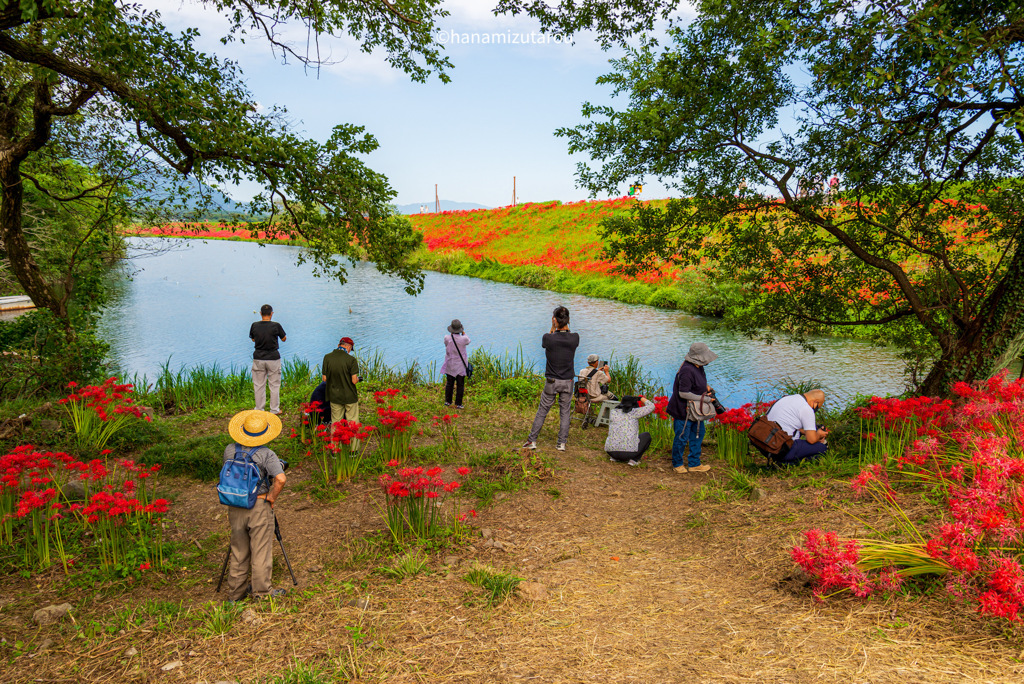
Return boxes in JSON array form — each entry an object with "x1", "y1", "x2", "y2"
[
  {"x1": 652, "y1": 396, "x2": 670, "y2": 420},
  {"x1": 374, "y1": 388, "x2": 419, "y2": 464},
  {"x1": 708, "y1": 401, "x2": 774, "y2": 468},
  {"x1": 1, "y1": 445, "x2": 169, "y2": 573},
  {"x1": 709, "y1": 402, "x2": 777, "y2": 432},
  {"x1": 373, "y1": 388, "x2": 402, "y2": 405},
  {"x1": 796, "y1": 371, "x2": 1024, "y2": 625},
  {"x1": 311, "y1": 419, "x2": 375, "y2": 484},
  {"x1": 432, "y1": 413, "x2": 462, "y2": 456},
  {"x1": 377, "y1": 463, "x2": 473, "y2": 542},
  {"x1": 59, "y1": 378, "x2": 150, "y2": 454},
  {"x1": 791, "y1": 530, "x2": 904, "y2": 600},
  {"x1": 298, "y1": 399, "x2": 325, "y2": 443}
]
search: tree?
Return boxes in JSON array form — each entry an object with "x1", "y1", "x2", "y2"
[
  {"x1": 0, "y1": 0, "x2": 456, "y2": 332},
  {"x1": 541, "y1": 0, "x2": 1024, "y2": 394}
]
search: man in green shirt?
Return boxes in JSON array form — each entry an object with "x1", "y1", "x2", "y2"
[{"x1": 322, "y1": 336, "x2": 360, "y2": 445}]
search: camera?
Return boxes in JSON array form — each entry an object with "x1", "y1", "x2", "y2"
[
  {"x1": 601, "y1": 360, "x2": 608, "y2": 367},
  {"x1": 708, "y1": 390, "x2": 727, "y2": 415}
]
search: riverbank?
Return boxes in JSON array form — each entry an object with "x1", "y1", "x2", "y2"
[{"x1": 1, "y1": 365, "x2": 1021, "y2": 683}]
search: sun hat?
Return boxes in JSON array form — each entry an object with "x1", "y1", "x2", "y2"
[
  {"x1": 684, "y1": 342, "x2": 718, "y2": 367},
  {"x1": 587, "y1": 354, "x2": 600, "y2": 364},
  {"x1": 447, "y1": 319, "x2": 464, "y2": 334},
  {"x1": 339, "y1": 336, "x2": 355, "y2": 348},
  {"x1": 228, "y1": 410, "x2": 282, "y2": 447}
]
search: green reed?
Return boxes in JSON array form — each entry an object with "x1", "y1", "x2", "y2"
[{"x1": 468, "y1": 344, "x2": 537, "y2": 381}]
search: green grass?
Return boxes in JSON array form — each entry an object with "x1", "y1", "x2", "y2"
[
  {"x1": 463, "y1": 565, "x2": 522, "y2": 605},
  {"x1": 138, "y1": 434, "x2": 228, "y2": 480},
  {"x1": 470, "y1": 344, "x2": 538, "y2": 381},
  {"x1": 267, "y1": 660, "x2": 334, "y2": 684},
  {"x1": 198, "y1": 600, "x2": 242, "y2": 637},
  {"x1": 377, "y1": 552, "x2": 428, "y2": 581}
]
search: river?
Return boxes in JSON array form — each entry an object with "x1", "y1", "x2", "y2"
[{"x1": 98, "y1": 238, "x2": 911, "y2": 406}]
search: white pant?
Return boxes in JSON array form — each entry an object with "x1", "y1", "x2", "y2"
[{"x1": 252, "y1": 359, "x2": 282, "y2": 412}]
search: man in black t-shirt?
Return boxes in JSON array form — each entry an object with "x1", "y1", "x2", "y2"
[
  {"x1": 250, "y1": 304, "x2": 286, "y2": 415},
  {"x1": 524, "y1": 306, "x2": 580, "y2": 451}
]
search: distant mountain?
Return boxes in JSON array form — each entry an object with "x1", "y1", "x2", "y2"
[
  {"x1": 134, "y1": 174, "x2": 252, "y2": 221},
  {"x1": 395, "y1": 200, "x2": 490, "y2": 215}
]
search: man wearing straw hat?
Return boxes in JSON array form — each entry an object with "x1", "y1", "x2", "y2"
[{"x1": 224, "y1": 409, "x2": 288, "y2": 601}]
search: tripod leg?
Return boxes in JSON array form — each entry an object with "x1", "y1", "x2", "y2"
[
  {"x1": 216, "y1": 545, "x2": 231, "y2": 593},
  {"x1": 274, "y1": 514, "x2": 299, "y2": 586}
]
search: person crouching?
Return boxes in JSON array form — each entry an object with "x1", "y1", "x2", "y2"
[{"x1": 604, "y1": 395, "x2": 656, "y2": 466}]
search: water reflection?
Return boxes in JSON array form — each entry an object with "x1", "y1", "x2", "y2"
[{"x1": 98, "y1": 238, "x2": 910, "y2": 405}]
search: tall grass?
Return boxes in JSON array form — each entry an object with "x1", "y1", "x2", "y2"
[
  {"x1": 283, "y1": 358, "x2": 317, "y2": 385},
  {"x1": 137, "y1": 359, "x2": 252, "y2": 412},
  {"x1": 469, "y1": 344, "x2": 538, "y2": 381},
  {"x1": 359, "y1": 349, "x2": 425, "y2": 387},
  {"x1": 609, "y1": 354, "x2": 664, "y2": 398}
]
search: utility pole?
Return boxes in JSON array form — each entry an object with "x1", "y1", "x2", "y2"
[
  {"x1": 513, "y1": 176, "x2": 516, "y2": 206},
  {"x1": 435, "y1": 184, "x2": 440, "y2": 213}
]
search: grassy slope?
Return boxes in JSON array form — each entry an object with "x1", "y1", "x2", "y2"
[{"x1": 409, "y1": 198, "x2": 742, "y2": 316}]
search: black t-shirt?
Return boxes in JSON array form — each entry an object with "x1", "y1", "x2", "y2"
[
  {"x1": 542, "y1": 331, "x2": 580, "y2": 380},
  {"x1": 250, "y1": 321, "x2": 286, "y2": 360}
]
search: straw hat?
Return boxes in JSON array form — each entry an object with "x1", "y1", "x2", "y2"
[{"x1": 228, "y1": 410, "x2": 282, "y2": 447}]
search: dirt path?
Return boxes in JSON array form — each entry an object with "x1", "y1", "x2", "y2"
[{"x1": 3, "y1": 419, "x2": 1022, "y2": 682}]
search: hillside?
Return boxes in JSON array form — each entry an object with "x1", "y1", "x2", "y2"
[
  {"x1": 407, "y1": 197, "x2": 740, "y2": 315},
  {"x1": 408, "y1": 197, "x2": 655, "y2": 277}
]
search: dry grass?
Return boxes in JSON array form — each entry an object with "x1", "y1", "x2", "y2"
[{"x1": 2, "y1": 400, "x2": 1023, "y2": 683}]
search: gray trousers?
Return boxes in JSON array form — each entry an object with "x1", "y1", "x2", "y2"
[
  {"x1": 528, "y1": 378, "x2": 573, "y2": 445},
  {"x1": 227, "y1": 500, "x2": 275, "y2": 600},
  {"x1": 252, "y1": 359, "x2": 282, "y2": 413}
]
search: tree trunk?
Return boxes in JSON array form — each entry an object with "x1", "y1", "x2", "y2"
[
  {"x1": 919, "y1": 245, "x2": 1024, "y2": 395},
  {"x1": 0, "y1": 156, "x2": 68, "y2": 327}
]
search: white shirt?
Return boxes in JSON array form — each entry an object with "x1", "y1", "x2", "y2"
[{"x1": 766, "y1": 394, "x2": 817, "y2": 439}]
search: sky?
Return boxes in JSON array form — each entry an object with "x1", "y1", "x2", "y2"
[{"x1": 145, "y1": 1, "x2": 692, "y2": 208}]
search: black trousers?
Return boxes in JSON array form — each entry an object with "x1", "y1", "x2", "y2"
[
  {"x1": 445, "y1": 374, "x2": 465, "y2": 405},
  {"x1": 607, "y1": 432, "x2": 652, "y2": 462}
]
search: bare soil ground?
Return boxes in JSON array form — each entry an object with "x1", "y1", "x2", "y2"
[{"x1": 2, "y1": 402, "x2": 1022, "y2": 683}]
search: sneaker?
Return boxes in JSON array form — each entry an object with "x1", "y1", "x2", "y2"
[
  {"x1": 627, "y1": 460, "x2": 640, "y2": 467},
  {"x1": 673, "y1": 465, "x2": 689, "y2": 474},
  {"x1": 609, "y1": 457, "x2": 616, "y2": 462},
  {"x1": 556, "y1": 443, "x2": 566, "y2": 452},
  {"x1": 689, "y1": 464, "x2": 711, "y2": 473},
  {"x1": 522, "y1": 441, "x2": 537, "y2": 450},
  {"x1": 256, "y1": 588, "x2": 288, "y2": 599},
  {"x1": 271, "y1": 410, "x2": 283, "y2": 416},
  {"x1": 444, "y1": 402, "x2": 452, "y2": 407},
  {"x1": 455, "y1": 404, "x2": 464, "y2": 409}
]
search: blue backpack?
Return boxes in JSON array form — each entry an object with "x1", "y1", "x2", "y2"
[{"x1": 217, "y1": 445, "x2": 267, "y2": 508}]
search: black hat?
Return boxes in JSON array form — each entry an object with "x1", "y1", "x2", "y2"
[{"x1": 447, "y1": 319, "x2": 464, "y2": 334}]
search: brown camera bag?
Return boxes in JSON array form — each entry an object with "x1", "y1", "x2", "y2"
[{"x1": 747, "y1": 414, "x2": 794, "y2": 455}]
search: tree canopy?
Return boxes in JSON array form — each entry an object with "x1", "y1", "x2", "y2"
[
  {"x1": 0, "y1": 0, "x2": 457, "y2": 328},
  {"x1": 551, "y1": 0, "x2": 1024, "y2": 393}
]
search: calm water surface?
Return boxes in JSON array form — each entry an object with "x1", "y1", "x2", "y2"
[{"x1": 98, "y1": 238, "x2": 910, "y2": 405}]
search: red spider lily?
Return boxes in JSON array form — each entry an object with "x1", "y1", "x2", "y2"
[
  {"x1": 0, "y1": 444, "x2": 170, "y2": 574},
  {"x1": 378, "y1": 463, "x2": 473, "y2": 542},
  {"x1": 799, "y1": 371, "x2": 1024, "y2": 625}
]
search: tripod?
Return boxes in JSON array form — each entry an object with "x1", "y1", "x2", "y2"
[{"x1": 216, "y1": 510, "x2": 299, "y2": 593}]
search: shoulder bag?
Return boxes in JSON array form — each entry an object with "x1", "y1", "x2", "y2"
[
  {"x1": 453, "y1": 336, "x2": 473, "y2": 379},
  {"x1": 686, "y1": 392, "x2": 718, "y2": 421},
  {"x1": 747, "y1": 414, "x2": 794, "y2": 456}
]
